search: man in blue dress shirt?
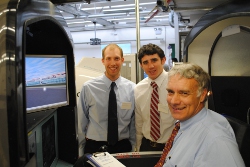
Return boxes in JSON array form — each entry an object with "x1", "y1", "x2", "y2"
[
  {"x1": 77, "y1": 43, "x2": 136, "y2": 155},
  {"x1": 159, "y1": 63, "x2": 245, "y2": 167}
]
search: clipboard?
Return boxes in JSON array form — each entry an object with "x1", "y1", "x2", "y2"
[{"x1": 86, "y1": 152, "x2": 126, "y2": 167}]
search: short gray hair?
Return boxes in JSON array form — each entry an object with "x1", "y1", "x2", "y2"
[{"x1": 168, "y1": 63, "x2": 210, "y2": 101}]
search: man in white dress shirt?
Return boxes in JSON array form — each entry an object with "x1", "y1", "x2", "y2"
[{"x1": 134, "y1": 43, "x2": 176, "y2": 151}]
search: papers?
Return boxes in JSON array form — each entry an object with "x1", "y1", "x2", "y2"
[{"x1": 86, "y1": 152, "x2": 126, "y2": 167}]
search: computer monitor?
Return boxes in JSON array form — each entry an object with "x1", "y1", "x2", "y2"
[{"x1": 25, "y1": 55, "x2": 69, "y2": 113}]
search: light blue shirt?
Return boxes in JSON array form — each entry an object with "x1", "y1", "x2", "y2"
[
  {"x1": 163, "y1": 108, "x2": 245, "y2": 167},
  {"x1": 77, "y1": 74, "x2": 136, "y2": 151}
]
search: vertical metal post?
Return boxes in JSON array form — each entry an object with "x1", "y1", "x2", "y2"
[
  {"x1": 135, "y1": 0, "x2": 140, "y2": 52},
  {"x1": 135, "y1": 0, "x2": 142, "y2": 83},
  {"x1": 174, "y1": 12, "x2": 180, "y2": 59},
  {"x1": 93, "y1": 21, "x2": 96, "y2": 38}
]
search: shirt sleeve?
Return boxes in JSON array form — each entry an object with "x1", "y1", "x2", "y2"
[
  {"x1": 135, "y1": 100, "x2": 144, "y2": 152},
  {"x1": 129, "y1": 111, "x2": 136, "y2": 151},
  {"x1": 194, "y1": 137, "x2": 245, "y2": 167},
  {"x1": 77, "y1": 84, "x2": 90, "y2": 156}
]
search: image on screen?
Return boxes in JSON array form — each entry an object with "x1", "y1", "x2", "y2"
[{"x1": 25, "y1": 55, "x2": 68, "y2": 113}]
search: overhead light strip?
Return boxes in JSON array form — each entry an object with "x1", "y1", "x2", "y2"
[
  {"x1": 103, "y1": 7, "x2": 142, "y2": 12},
  {"x1": 66, "y1": 13, "x2": 169, "y2": 24},
  {"x1": 81, "y1": 2, "x2": 155, "y2": 11},
  {"x1": 107, "y1": 15, "x2": 169, "y2": 22},
  {"x1": 67, "y1": 21, "x2": 92, "y2": 24},
  {"x1": 111, "y1": 2, "x2": 155, "y2": 8}
]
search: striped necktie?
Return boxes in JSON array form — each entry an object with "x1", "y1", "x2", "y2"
[
  {"x1": 150, "y1": 81, "x2": 160, "y2": 141},
  {"x1": 154, "y1": 122, "x2": 180, "y2": 167}
]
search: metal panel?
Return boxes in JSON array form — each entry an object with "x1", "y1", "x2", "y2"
[{"x1": 0, "y1": 0, "x2": 77, "y2": 166}]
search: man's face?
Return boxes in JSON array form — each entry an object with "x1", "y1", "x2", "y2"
[
  {"x1": 140, "y1": 54, "x2": 166, "y2": 80},
  {"x1": 102, "y1": 47, "x2": 124, "y2": 81},
  {"x1": 166, "y1": 74, "x2": 207, "y2": 121}
]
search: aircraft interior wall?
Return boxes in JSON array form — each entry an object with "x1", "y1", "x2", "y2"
[
  {"x1": 188, "y1": 16, "x2": 250, "y2": 71},
  {"x1": 210, "y1": 26, "x2": 250, "y2": 76},
  {"x1": 207, "y1": 25, "x2": 250, "y2": 122},
  {"x1": 0, "y1": 0, "x2": 79, "y2": 166},
  {"x1": 24, "y1": 17, "x2": 78, "y2": 165},
  {"x1": 186, "y1": 17, "x2": 250, "y2": 123}
]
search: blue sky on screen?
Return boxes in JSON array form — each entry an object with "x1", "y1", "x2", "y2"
[{"x1": 25, "y1": 57, "x2": 65, "y2": 81}]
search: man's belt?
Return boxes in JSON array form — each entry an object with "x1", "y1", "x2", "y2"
[{"x1": 143, "y1": 137, "x2": 165, "y2": 148}]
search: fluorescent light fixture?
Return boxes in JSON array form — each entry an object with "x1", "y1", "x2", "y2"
[
  {"x1": 103, "y1": 7, "x2": 142, "y2": 12},
  {"x1": 112, "y1": 2, "x2": 156, "y2": 8},
  {"x1": 108, "y1": 17, "x2": 136, "y2": 21},
  {"x1": 90, "y1": 13, "x2": 127, "y2": 18},
  {"x1": 82, "y1": 6, "x2": 110, "y2": 11},
  {"x1": 80, "y1": 2, "x2": 155, "y2": 11},
  {"x1": 67, "y1": 21, "x2": 92, "y2": 24},
  {"x1": 90, "y1": 11, "x2": 150, "y2": 17},
  {"x1": 140, "y1": 2, "x2": 156, "y2": 5},
  {"x1": 107, "y1": 14, "x2": 169, "y2": 22},
  {"x1": 86, "y1": 24, "x2": 103, "y2": 27}
]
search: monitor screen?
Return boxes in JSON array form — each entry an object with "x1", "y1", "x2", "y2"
[{"x1": 25, "y1": 55, "x2": 68, "y2": 113}]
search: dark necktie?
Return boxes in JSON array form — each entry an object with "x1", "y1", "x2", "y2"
[
  {"x1": 107, "y1": 82, "x2": 118, "y2": 145},
  {"x1": 150, "y1": 81, "x2": 160, "y2": 141},
  {"x1": 154, "y1": 122, "x2": 180, "y2": 167}
]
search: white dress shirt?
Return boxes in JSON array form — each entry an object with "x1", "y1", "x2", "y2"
[{"x1": 134, "y1": 70, "x2": 176, "y2": 151}]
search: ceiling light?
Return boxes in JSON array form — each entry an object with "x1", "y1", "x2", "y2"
[
  {"x1": 112, "y1": 2, "x2": 155, "y2": 8},
  {"x1": 82, "y1": 6, "x2": 110, "y2": 11},
  {"x1": 89, "y1": 13, "x2": 127, "y2": 18},
  {"x1": 79, "y1": 2, "x2": 155, "y2": 11},
  {"x1": 103, "y1": 7, "x2": 142, "y2": 12},
  {"x1": 67, "y1": 21, "x2": 92, "y2": 24},
  {"x1": 108, "y1": 17, "x2": 135, "y2": 21}
]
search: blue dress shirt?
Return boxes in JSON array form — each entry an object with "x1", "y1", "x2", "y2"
[
  {"x1": 163, "y1": 108, "x2": 245, "y2": 167},
  {"x1": 78, "y1": 74, "x2": 136, "y2": 153}
]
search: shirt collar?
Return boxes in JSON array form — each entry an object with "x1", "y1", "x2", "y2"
[
  {"x1": 179, "y1": 107, "x2": 207, "y2": 131},
  {"x1": 148, "y1": 70, "x2": 167, "y2": 87},
  {"x1": 102, "y1": 74, "x2": 121, "y2": 89}
]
